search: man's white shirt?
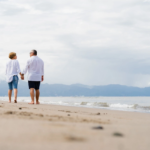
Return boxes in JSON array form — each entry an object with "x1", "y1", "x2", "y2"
[
  {"x1": 22, "y1": 56, "x2": 44, "y2": 81},
  {"x1": 5, "y1": 60, "x2": 21, "y2": 83}
]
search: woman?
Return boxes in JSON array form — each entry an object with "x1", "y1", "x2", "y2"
[{"x1": 5, "y1": 52, "x2": 22, "y2": 103}]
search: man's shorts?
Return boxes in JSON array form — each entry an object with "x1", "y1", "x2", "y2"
[{"x1": 28, "y1": 81, "x2": 41, "y2": 90}]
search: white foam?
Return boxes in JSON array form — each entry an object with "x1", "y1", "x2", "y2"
[
  {"x1": 110, "y1": 103, "x2": 134, "y2": 108},
  {"x1": 1, "y1": 97, "x2": 150, "y2": 113}
]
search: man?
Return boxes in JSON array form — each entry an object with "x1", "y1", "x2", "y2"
[{"x1": 21, "y1": 50, "x2": 44, "y2": 104}]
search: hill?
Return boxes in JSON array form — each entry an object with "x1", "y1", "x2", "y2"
[{"x1": 0, "y1": 81, "x2": 150, "y2": 96}]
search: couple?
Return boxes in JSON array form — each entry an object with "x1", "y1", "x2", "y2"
[{"x1": 5, "y1": 50, "x2": 44, "y2": 104}]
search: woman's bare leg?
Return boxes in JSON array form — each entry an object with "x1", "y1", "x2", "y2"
[
  {"x1": 8, "y1": 90, "x2": 12, "y2": 103},
  {"x1": 14, "y1": 89, "x2": 18, "y2": 102}
]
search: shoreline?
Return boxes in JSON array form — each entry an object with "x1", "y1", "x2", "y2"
[
  {"x1": 0, "y1": 101, "x2": 150, "y2": 150},
  {"x1": 0, "y1": 98, "x2": 150, "y2": 114},
  {"x1": 1, "y1": 96, "x2": 150, "y2": 114}
]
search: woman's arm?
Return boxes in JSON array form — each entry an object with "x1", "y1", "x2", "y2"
[
  {"x1": 16, "y1": 60, "x2": 21, "y2": 74},
  {"x1": 22, "y1": 59, "x2": 30, "y2": 75},
  {"x1": 5, "y1": 64, "x2": 7, "y2": 75}
]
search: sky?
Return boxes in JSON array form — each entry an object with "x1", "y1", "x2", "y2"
[{"x1": 0, "y1": 0, "x2": 150, "y2": 87}]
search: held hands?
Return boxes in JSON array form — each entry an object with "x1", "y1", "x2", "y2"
[
  {"x1": 20, "y1": 74, "x2": 24, "y2": 80},
  {"x1": 20, "y1": 74, "x2": 43, "y2": 81}
]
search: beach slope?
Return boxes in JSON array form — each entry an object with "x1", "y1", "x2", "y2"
[{"x1": 0, "y1": 101, "x2": 150, "y2": 150}]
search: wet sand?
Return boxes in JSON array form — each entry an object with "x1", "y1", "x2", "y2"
[{"x1": 0, "y1": 101, "x2": 150, "y2": 150}]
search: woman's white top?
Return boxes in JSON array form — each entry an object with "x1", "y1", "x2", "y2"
[
  {"x1": 5, "y1": 60, "x2": 21, "y2": 83},
  {"x1": 22, "y1": 56, "x2": 44, "y2": 81}
]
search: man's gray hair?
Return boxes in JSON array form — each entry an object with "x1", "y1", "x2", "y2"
[{"x1": 31, "y1": 49, "x2": 37, "y2": 55}]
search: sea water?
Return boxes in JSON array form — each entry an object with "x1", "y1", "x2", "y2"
[{"x1": 1, "y1": 97, "x2": 150, "y2": 113}]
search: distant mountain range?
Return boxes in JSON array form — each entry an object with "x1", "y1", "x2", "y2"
[{"x1": 0, "y1": 80, "x2": 150, "y2": 96}]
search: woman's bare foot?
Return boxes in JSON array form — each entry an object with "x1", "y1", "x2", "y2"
[
  {"x1": 28, "y1": 102, "x2": 34, "y2": 104},
  {"x1": 14, "y1": 100, "x2": 17, "y2": 103},
  {"x1": 36, "y1": 101, "x2": 40, "y2": 105}
]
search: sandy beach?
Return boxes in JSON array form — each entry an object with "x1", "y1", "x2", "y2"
[{"x1": 0, "y1": 101, "x2": 150, "y2": 150}]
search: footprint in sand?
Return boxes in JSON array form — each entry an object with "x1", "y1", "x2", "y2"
[
  {"x1": 5, "y1": 111, "x2": 15, "y2": 115},
  {"x1": 36, "y1": 114, "x2": 43, "y2": 117},
  {"x1": 19, "y1": 112, "x2": 32, "y2": 116},
  {"x1": 113, "y1": 132, "x2": 124, "y2": 137},
  {"x1": 92, "y1": 126, "x2": 104, "y2": 130},
  {"x1": 58, "y1": 110, "x2": 64, "y2": 112},
  {"x1": 65, "y1": 135, "x2": 85, "y2": 142},
  {"x1": 66, "y1": 111, "x2": 71, "y2": 113}
]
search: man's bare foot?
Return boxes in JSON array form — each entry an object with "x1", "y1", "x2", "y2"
[
  {"x1": 9, "y1": 101, "x2": 11, "y2": 103},
  {"x1": 36, "y1": 101, "x2": 40, "y2": 104},
  {"x1": 14, "y1": 100, "x2": 17, "y2": 103},
  {"x1": 28, "y1": 102, "x2": 34, "y2": 104}
]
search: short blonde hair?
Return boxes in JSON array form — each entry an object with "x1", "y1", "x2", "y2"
[{"x1": 9, "y1": 52, "x2": 16, "y2": 59}]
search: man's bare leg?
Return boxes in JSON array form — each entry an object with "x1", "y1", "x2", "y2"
[
  {"x1": 29, "y1": 88, "x2": 34, "y2": 104},
  {"x1": 36, "y1": 90, "x2": 40, "y2": 104},
  {"x1": 8, "y1": 90, "x2": 12, "y2": 103},
  {"x1": 14, "y1": 89, "x2": 18, "y2": 103}
]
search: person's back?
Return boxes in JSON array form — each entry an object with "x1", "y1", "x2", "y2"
[
  {"x1": 6, "y1": 52, "x2": 21, "y2": 103},
  {"x1": 6, "y1": 59, "x2": 20, "y2": 82},
  {"x1": 27, "y1": 56, "x2": 44, "y2": 81},
  {"x1": 22, "y1": 50, "x2": 44, "y2": 104}
]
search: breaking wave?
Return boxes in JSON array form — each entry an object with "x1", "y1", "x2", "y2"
[
  {"x1": 78, "y1": 102, "x2": 150, "y2": 111},
  {"x1": 133, "y1": 104, "x2": 150, "y2": 110},
  {"x1": 1, "y1": 97, "x2": 150, "y2": 112}
]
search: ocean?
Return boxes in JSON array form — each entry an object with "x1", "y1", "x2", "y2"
[{"x1": 1, "y1": 97, "x2": 150, "y2": 113}]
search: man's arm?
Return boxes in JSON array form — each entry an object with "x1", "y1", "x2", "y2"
[
  {"x1": 41, "y1": 75, "x2": 44, "y2": 82},
  {"x1": 41, "y1": 61, "x2": 44, "y2": 82},
  {"x1": 21, "y1": 60, "x2": 30, "y2": 80},
  {"x1": 22, "y1": 61, "x2": 29, "y2": 75}
]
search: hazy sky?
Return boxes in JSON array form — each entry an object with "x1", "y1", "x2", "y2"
[{"x1": 0, "y1": 0, "x2": 150, "y2": 87}]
